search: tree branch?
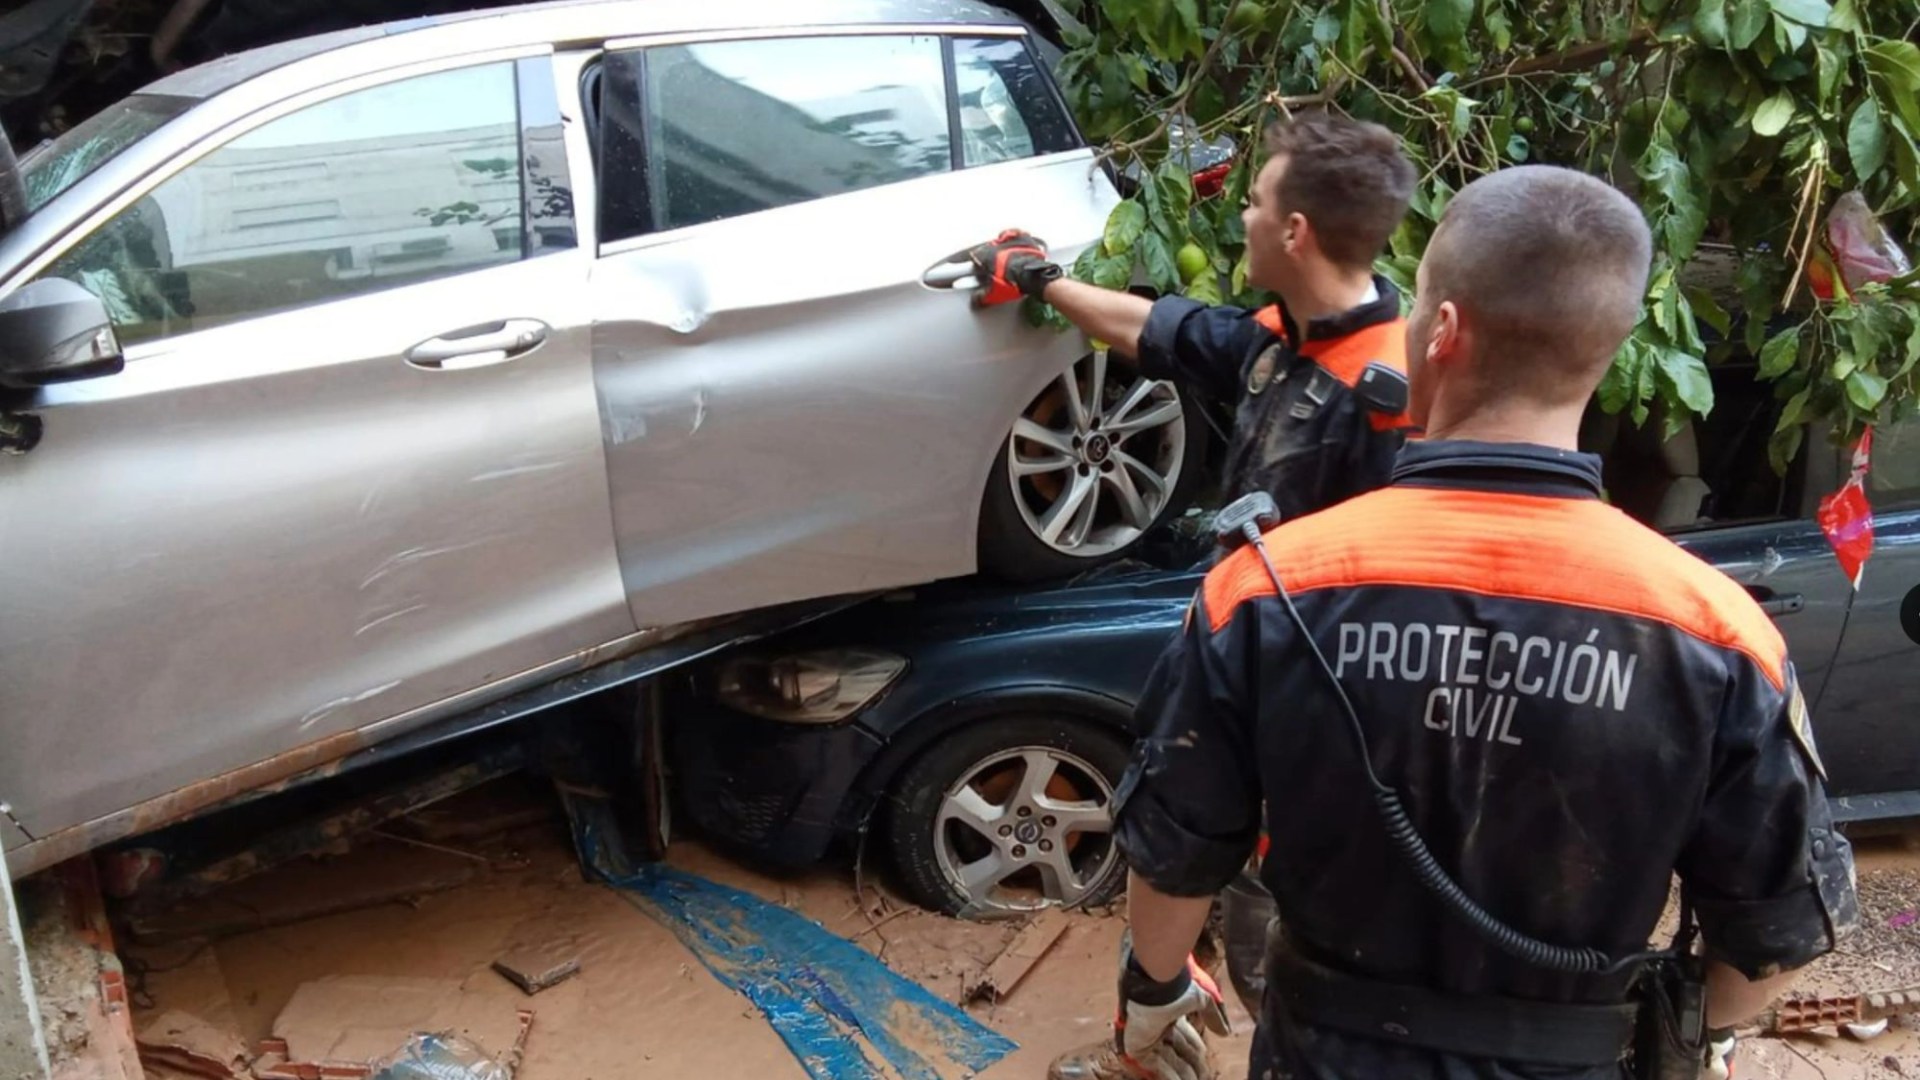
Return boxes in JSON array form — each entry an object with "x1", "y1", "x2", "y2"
[{"x1": 1462, "y1": 28, "x2": 1658, "y2": 88}]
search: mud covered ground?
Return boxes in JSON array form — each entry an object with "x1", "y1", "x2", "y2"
[{"x1": 124, "y1": 781, "x2": 1919, "y2": 1080}]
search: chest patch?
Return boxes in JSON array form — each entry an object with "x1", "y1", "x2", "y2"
[{"x1": 1247, "y1": 344, "x2": 1282, "y2": 396}]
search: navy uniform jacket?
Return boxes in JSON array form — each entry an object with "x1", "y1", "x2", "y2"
[
  {"x1": 1113, "y1": 440, "x2": 1859, "y2": 1079},
  {"x1": 1136, "y1": 276, "x2": 1415, "y2": 519}
]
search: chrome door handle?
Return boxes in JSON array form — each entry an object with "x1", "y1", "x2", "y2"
[
  {"x1": 922, "y1": 247, "x2": 980, "y2": 290},
  {"x1": 406, "y1": 319, "x2": 549, "y2": 370},
  {"x1": 1746, "y1": 586, "x2": 1804, "y2": 617}
]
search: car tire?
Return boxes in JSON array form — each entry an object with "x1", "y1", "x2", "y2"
[
  {"x1": 885, "y1": 713, "x2": 1130, "y2": 918},
  {"x1": 978, "y1": 350, "x2": 1207, "y2": 583}
]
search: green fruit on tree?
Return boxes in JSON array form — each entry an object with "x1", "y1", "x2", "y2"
[
  {"x1": 1177, "y1": 242, "x2": 1211, "y2": 282},
  {"x1": 1515, "y1": 116, "x2": 1536, "y2": 134},
  {"x1": 1226, "y1": 1, "x2": 1268, "y2": 35}
]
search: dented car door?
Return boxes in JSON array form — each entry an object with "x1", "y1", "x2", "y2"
[{"x1": 585, "y1": 30, "x2": 1114, "y2": 628}]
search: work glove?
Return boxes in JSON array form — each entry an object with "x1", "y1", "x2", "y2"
[
  {"x1": 967, "y1": 229, "x2": 1062, "y2": 307},
  {"x1": 1703, "y1": 1028, "x2": 1737, "y2": 1079},
  {"x1": 1114, "y1": 940, "x2": 1232, "y2": 1080}
]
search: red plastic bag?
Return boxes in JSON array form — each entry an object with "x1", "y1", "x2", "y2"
[
  {"x1": 1817, "y1": 428, "x2": 1875, "y2": 589},
  {"x1": 1816, "y1": 191, "x2": 1912, "y2": 300}
]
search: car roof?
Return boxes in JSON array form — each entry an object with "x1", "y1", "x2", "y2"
[{"x1": 145, "y1": 0, "x2": 1032, "y2": 101}]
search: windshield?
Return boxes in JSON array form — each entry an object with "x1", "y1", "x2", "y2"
[{"x1": 20, "y1": 95, "x2": 192, "y2": 214}]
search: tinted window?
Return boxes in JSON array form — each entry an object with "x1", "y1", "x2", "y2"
[
  {"x1": 1870, "y1": 415, "x2": 1920, "y2": 507},
  {"x1": 40, "y1": 63, "x2": 525, "y2": 345},
  {"x1": 952, "y1": 37, "x2": 1079, "y2": 167},
  {"x1": 639, "y1": 35, "x2": 952, "y2": 233}
]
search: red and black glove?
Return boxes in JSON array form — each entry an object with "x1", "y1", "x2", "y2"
[{"x1": 968, "y1": 229, "x2": 1062, "y2": 307}]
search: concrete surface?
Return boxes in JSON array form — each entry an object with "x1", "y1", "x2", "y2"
[{"x1": 0, "y1": 850, "x2": 51, "y2": 1080}]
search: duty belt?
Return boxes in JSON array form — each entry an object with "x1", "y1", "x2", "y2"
[{"x1": 1268, "y1": 948, "x2": 1639, "y2": 1067}]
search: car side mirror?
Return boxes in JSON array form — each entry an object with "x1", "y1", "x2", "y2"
[{"x1": 0, "y1": 279, "x2": 125, "y2": 390}]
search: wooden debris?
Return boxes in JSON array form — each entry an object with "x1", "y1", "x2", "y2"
[{"x1": 964, "y1": 910, "x2": 1071, "y2": 1004}]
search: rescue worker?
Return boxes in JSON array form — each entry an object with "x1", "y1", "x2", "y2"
[
  {"x1": 1106, "y1": 164, "x2": 1860, "y2": 1080},
  {"x1": 969, "y1": 110, "x2": 1420, "y2": 528}
]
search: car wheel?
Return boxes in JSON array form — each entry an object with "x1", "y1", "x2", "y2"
[
  {"x1": 885, "y1": 714, "x2": 1129, "y2": 918},
  {"x1": 978, "y1": 350, "x2": 1206, "y2": 582}
]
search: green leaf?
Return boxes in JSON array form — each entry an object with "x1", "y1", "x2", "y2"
[
  {"x1": 1848, "y1": 98, "x2": 1887, "y2": 178},
  {"x1": 1139, "y1": 229, "x2": 1181, "y2": 293},
  {"x1": 1685, "y1": 287, "x2": 1733, "y2": 336},
  {"x1": 1846, "y1": 369, "x2": 1889, "y2": 410},
  {"x1": 1599, "y1": 340, "x2": 1641, "y2": 413},
  {"x1": 1635, "y1": 134, "x2": 1708, "y2": 261},
  {"x1": 1751, "y1": 92, "x2": 1797, "y2": 136},
  {"x1": 1766, "y1": 0, "x2": 1829, "y2": 26},
  {"x1": 1656, "y1": 348, "x2": 1716, "y2": 416},
  {"x1": 1779, "y1": 385, "x2": 1811, "y2": 426},
  {"x1": 1769, "y1": 422, "x2": 1805, "y2": 475},
  {"x1": 1892, "y1": 124, "x2": 1920, "y2": 195},
  {"x1": 1828, "y1": 0, "x2": 1859, "y2": 31},
  {"x1": 1312, "y1": 6, "x2": 1342, "y2": 46},
  {"x1": 1103, "y1": 200, "x2": 1148, "y2": 257},
  {"x1": 1231, "y1": 250, "x2": 1251, "y2": 297},
  {"x1": 1728, "y1": 0, "x2": 1769, "y2": 48},
  {"x1": 1867, "y1": 42, "x2": 1920, "y2": 136},
  {"x1": 1183, "y1": 270, "x2": 1224, "y2": 305},
  {"x1": 1072, "y1": 244, "x2": 1104, "y2": 283},
  {"x1": 1505, "y1": 133, "x2": 1530, "y2": 161},
  {"x1": 1759, "y1": 325, "x2": 1802, "y2": 377},
  {"x1": 1816, "y1": 45, "x2": 1842, "y2": 105},
  {"x1": 1693, "y1": 0, "x2": 1728, "y2": 47},
  {"x1": 1425, "y1": 0, "x2": 1475, "y2": 44},
  {"x1": 1776, "y1": 15, "x2": 1807, "y2": 52},
  {"x1": 1484, "y1": 3, "x2": 1512, "y2": 50},
  {"x1": 1092, "y1": 253, "x2": 1134, "y2": 290}
]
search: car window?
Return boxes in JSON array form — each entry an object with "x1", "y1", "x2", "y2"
[
  {"x1": 631, "y1": 35, "x2": 952, "y2": 235},
  {"x1": 21, "y1": 95, "x2": 192, "y2": 215},
  {"x1": 38, "y1": 62, "x2": 525, "y2": 346},
  {"x1": 1869, "y1": 414, "x2": 1920, "y2": 507},
  {"x1": 952, "y1": 38, "x2": 1079, "y2": 167}
]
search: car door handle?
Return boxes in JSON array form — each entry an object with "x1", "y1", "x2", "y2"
[
  {"x1": 921, "y1": 247, "x2": 979, "y2": 290},
  {"x1": 1746, "y1": 586, "x2": 1804, "y2": 616},
  {"x1": 406, "y1": 319, "x2": 549, "y2": 370}
]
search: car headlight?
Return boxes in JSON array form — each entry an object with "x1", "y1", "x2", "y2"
[{"x1": 714, "y1": 648, "x2": 908, "y2": 725}]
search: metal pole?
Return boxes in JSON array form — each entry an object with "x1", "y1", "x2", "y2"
[{"x1": 0, "y1": 850, "x2": 52, "y2": 1080}]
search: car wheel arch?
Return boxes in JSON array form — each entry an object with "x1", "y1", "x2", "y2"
[{"x1": 837, "y1": 684, "x2": 1138, "y2": 836}]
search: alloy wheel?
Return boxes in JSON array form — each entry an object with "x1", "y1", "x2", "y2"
[
  {"x1": 932, "y1": 745, "x2": 1119, "y2": 914},
  {"x1": 1008, "y1": 352, "x2": 1188, "y2": 558}
]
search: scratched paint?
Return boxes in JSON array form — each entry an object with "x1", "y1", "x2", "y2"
[{"x1": 574, "y1": 820, "x2": 1017, "y2": 1080}]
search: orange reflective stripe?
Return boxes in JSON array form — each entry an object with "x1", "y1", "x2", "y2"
[
  {"x1": 1252, "y1": 305, "x2": 1288, "y2": 344},
  {"x1": 1201, "y1": 486, "x2": 1788, "y2": 689},
  {"x1": 1298, "y1": 319, "x2": 1408, "y2": 387}
]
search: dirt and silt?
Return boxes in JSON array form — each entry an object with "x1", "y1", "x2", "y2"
[{"x1": 116, "y1": 778, "x2": 1920, "y2": 1080}]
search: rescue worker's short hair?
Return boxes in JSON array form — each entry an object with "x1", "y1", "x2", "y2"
[
  {"x1": 1262, "y1": 111, "x2": 1416, "y2": 271},
  {"x1": 1422, "y1": 165, "x2": 1651, "y2": 397}
]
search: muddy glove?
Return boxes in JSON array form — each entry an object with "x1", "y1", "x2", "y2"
[
  {"x1": 968, "y1": 229, "x2": 1061, "y2": 307},
  {"x1": 1703, "y1": 1028, "x2": 1737, "y2": 1079},
  {"x1": 1115, "y1": 942, "x2": 1231, "y2": 1080}
]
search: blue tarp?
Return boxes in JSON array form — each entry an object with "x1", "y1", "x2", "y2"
[{"x1": 573, "y1": 815, "x2": 1019, "y2": 1080}]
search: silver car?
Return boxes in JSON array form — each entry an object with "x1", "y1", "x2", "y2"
[{"x1": 0, "y1": 0, "x2": 1211, "y2": 875}]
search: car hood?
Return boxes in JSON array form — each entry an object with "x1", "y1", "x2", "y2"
[{"x1": 775, "y1": 563, "x2": 1202, "y2": 657}]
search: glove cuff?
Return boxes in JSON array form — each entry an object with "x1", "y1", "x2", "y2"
[{"x1": 1121, "y1": 950, "x2": 1193, "y2": 1007}]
